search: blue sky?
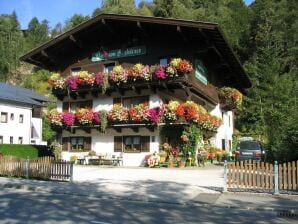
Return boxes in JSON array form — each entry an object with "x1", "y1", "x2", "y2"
[{"x1": 0, "y1": 0, "x2": 254, "y2": 29}]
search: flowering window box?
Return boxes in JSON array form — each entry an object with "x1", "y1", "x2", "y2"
[{"x1": 218, "y1": 87, "x2": 243, "y2": 111}]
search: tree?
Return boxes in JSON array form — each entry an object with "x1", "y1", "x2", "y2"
[{"x1": 63, "y1": 14, "x2": 89, "y2": 31}]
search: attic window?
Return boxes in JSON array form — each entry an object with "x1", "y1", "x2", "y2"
[{"x1": 71, "y1": 67, "x2": 81, "y2": 76}]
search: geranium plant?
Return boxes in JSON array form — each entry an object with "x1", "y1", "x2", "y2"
[
  {"x1": 109, "y1": 65, "x2": 128, "y2": 85},
  {"x1": 76, "y1": 108, "x2": 94, "y2": 125},
  {"x1": 48, "y1": 109, "x2": 63, "y2": 126},
  {"x1": 218, "y1": 87, "x2": 243, "y2": 110}
]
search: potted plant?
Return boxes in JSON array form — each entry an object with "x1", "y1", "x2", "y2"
[
  {"x1": 168, "y1": 154, "x2": 174, "y2": 168},
  {"x1": 158, "y1": 150, "x2": 167, "y2": 163}
]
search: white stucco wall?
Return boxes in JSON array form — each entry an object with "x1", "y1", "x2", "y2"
[
  {"x1": 0, "y1": 103, "x2": 39, "y2": 144},
  {"x1": 210, "y1": 104, "x2": 233, "y2": 151},
  {"x1": 31, "y1": 117, "x2": 46, "y2": 145}
]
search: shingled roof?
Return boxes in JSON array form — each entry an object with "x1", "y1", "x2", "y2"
[{"x1": 0, "y1": 82, "x2": 49, "y2": 106}]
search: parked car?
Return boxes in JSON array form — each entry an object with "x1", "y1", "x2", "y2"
[{"x1": 235, "y1": 140, "x2": 265, "y2": 162}]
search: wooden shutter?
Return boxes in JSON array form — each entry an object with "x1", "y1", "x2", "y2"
[
  {"x1": 84, "y1": 137, "x2": 92, "y2": 151},
  {"x1": 114, "y1": 136, "x2": 123, "y2": 152},
  {"x1": 113, "y1": 98, "x2": 122, "y2": 106},
  {"x1": 62, "y1": 137, "x2": 69, "y2": 151},
  {"x1": 141, "y1": 136, "x2": 150, "y2": 152},
  {"x1": 62, "y1": 102, "x2": 70, "y2": 112}
]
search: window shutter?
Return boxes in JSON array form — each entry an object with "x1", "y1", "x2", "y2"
[
  {"x1": 113, "y1": 98, "x2": 122, "y2": 106},
  {"x1": 141, "y1": 136, "x2": 150, "y2": 152},
  {"x1": 114, "y1": 136, "x2": 123, "y2": 152},
  {"x1": 62, "y1": 102, "x2": 69, "y2": 112},
  {"x1": 62, "y1": 137, "x2": 69, "y2": 151},
  {"x1": 84, "y1": 137, "x2": 92, "y2": 151}
]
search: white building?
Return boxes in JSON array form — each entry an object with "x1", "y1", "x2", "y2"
[{"x1": 0, "y1": 83, "x2": 49, "y2": 145}]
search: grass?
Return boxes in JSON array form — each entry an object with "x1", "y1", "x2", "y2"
[{"x1": 0, "y1": 144, "x2": 39, "y2": 159}]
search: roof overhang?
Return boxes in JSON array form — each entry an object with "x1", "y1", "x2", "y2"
[{"x1": 20, "y1": 13, "x2": 252, "y2": 91}]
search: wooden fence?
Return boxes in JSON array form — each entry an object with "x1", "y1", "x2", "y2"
[
  {"x1": 279, "y1": 161, "x2": 298, "y2": 191},
  {"x1": 0, "y1": 156, "x2": 73, "y2": 182},
  {"x1": 226, "y1": 160, "x2": 298, "y2": 192}
]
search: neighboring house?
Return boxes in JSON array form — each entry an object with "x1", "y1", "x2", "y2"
[
  {"x1": 0, "y1": 83, "x2": 49, "y2": 145},
  {"x1": 21, "y1": 14, "x2": 251, "y2": 166}
]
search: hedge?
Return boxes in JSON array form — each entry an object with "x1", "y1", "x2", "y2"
[{"x1": 0, "y1": 144, "x2": 52, "y2": 159}]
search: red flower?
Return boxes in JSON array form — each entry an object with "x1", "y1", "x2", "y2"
[{"x1": 175, "y1": 104, "x2": 185, "y2": 117}]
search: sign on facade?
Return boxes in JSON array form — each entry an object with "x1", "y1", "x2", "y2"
[
  {"x1": 92, "y1": 46, "x2": 146, "y2": 62},
  {"x1": 195, "y1": 59, "x2": 208, "y2": 85}
]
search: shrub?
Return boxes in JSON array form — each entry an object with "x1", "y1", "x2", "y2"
[
  {"x1": 0, "y1": 144, "x2": 39, "y2": 159},
  {"x1": 49, "y1": 141, "x2": 62, "y2": 160}
]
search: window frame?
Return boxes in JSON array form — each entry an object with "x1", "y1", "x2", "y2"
[
  {"x1": 62, "y1": 136, "x2": 91, "y2": 152},
  {"x1": 114, "y1": 135, "x2": 150, "y2": 153},
  {"x1": 1, "y1": 112, "x2": 8, "y2": 123},
  {"x1": 121, "y1": 95, "x2": 150, "y2": 108},
  {"x1": 63, "y1": 100, "x2": 93, "y2": 113},
  {"x1": 19, "y1": 114, "x2": 24, "y2": 123},
  {"x1": 18, "y1": 137, "x2": 23, "y2": 144}
]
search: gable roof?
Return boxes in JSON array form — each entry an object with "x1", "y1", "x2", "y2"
[
  {"x1": 0, "y1": 82, "x2": 49, "y2": 106},
  {"x1": 20, "y1": 13, "x2": 252, "y2": 90}
]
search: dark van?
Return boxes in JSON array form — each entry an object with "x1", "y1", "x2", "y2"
[{"x1": 235, "y1": 141, "x2": 265, "y2": 162}]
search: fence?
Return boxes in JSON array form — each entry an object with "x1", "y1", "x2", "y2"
[
  {"x1": 0, "y1": 156, "x2": 73, "y2": 182},
  {"x1": 225, "y1": 160, "x2": 298, "y2": 193}
]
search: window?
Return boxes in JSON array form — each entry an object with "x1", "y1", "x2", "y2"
[
  {"x1": 62, "y1": 137, "x2": 91, "y2": 152},
  {"x1": 221, "y1": 139, "x2": 226, "y2": 151},
  {"x1": 124, "y1": 136, "x2": 141, "y2": 152},
  {"x1": 195, "y1": 59, "x2": 208, "y2": 85},
  {"x1": 62, "y1": 100, "x2": 93, "y2": 113},
  {"x1": 18, "y1": 137, "x2": 23, "y2": 144},
  {"x1": 19, "y1": 114, "x2": 24, "y2": 123},
  {"x1": 1, "y1": 112, "x2": 8, "y2": 123},
  {"x1": 159, "y1": 58, "x2": 168, "y2": 66},
  {"x1": 10, "y1": 136, "x2": 13, "y2": 144},
  {"x1": 104, "y1": 63, "x2": 115, "y2": 73},
  {"x1": 121, "y1": 96, "x2": 149, "y2": 108},
  {"x1": 114, "y1": 136, "x2": 150, "y2": 153},
  {"x1": 71, "y1": 67, "x2": 81, "y2": 76},
  {"x1": 10, "y1": 113, "x2": 14, "y2": 121},
  {"x1": 0, "y1": 136, "x2": 3, "y2": 144},
  {"x1": 32, "y1": 107, "x2": 42, "y2": 118}
]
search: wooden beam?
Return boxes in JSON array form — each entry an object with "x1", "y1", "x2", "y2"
[
  {"x1": 136, "y1": 21, "x2": 149, "y2": 38},
  {"x1": 101, "y1": 19, "x2": 114, "y2": 34},
  {"x1": 177, "y1": 25, "x2": 187, "y2": 42},
  {"x1": 69, "y1": 34, "x2": 86, "y2": 49},
  {"x1": 209, "y1": 46, "x2": 224, "y2": 61},
  {"x1": 41, "y1": 50, "x2": 60, "y2": 64},
  {"x1": 28, "y1": 57, "x2": 45, "y2": 67},
  {"x1": 198, "y1": 28, "x2": 210, "y2": 45}
]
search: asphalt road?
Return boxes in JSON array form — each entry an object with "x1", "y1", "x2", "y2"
[{"x1": 0, "y1": 188, "x2": 296, "y2": 224}]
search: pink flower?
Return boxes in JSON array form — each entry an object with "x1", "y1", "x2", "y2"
[
  {"x1": 95, "y1": 72, "x2": 104, "y2": 85},
  {"x1": 66, "y1": 76, "x2": 79, "y2": 90},
  {"x1": 154, "y1": 65, "x2": 166, "y2": 79},
  {"x1": 148, "y1": 108, "x2": 160, "y2": 124},
  {"x1": 62, "y1": 112, "x2": 75, "y2": 126},
  {"x1": 93, "y1": 112, "x2": 101, "y2": 124}
]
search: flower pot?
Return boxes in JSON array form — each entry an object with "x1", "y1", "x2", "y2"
[
  {"x1": 179, "y1": 161, "x2": 185, "y2": 168},
  {"x1": 168, "y1": 160, "x2": 174, "y2": 168}
]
